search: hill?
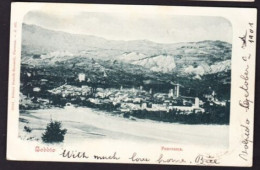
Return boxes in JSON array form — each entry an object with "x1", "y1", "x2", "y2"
[{"x1": 22, "y1": 23, "x2": 232, "y2": 76}]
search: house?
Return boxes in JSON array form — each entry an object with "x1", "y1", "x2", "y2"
[
  {"x1": 33, "y1": 87, "x2": 41, "y2": 92},
  {"x1": 146, "y1": 104, "x2": 167, "y2": 111},
  {"x1": 133, "y1": 98, "x2": 142, "y2": 104},
  {"x1": 169, "y1": 105, "x2": 205, "y2": 114},
  {"x1": 203, "y1": 89, "x2": 216, "y2": 102},
  {"x1": 166, "y1": 97, "x2": 205, "y2": 114},
  {"x1": 78, "y1": 73, "x2": 86, "y2": 82},
  {"x1": 40, "y1": 79, "x2": 48, "y2": 85}
]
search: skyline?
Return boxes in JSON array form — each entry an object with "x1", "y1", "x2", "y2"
[{"x1": 23, "y1": 11, "x2": 233, "y2": 44}]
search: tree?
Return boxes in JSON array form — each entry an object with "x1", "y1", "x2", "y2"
[
  {"x1": 24, "y1": 126, "x2": 32, "y2": 133},
  {"x1": 41, "y1": 120, "x2": 67, "y2": 143}
]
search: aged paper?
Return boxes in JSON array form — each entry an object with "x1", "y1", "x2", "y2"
[{"x1": 7, "y1": 2, "x2": 257, "y2": 167}]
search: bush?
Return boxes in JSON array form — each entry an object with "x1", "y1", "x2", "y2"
[
  {"x1": 24, "y1": 126, "x2": 32, "y2": 133},
  {"x1": 41, "y1": 120, "x2": 67, "y2": 143}
]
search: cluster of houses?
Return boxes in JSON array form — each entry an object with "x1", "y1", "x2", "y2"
[
  {"x1": 45, "y1": 72, "x2": 207, "y2": 114},
  {"x1": 48, "y1": 84, "x2": 92, "y2": 98},
  {"x1": 20, "y1": 69, "x2": 228, "y2": 114},
  {"x1": 203, "y1": 90, "x2": 227, "y2": 106}
]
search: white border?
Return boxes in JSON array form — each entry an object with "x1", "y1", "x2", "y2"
[{"x1": 7, "y1": 2, "x2": 257, "y2": 167}]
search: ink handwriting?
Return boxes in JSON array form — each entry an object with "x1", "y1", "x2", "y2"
[
  {"x1": 157, "y1": 154, "x2": 186, "y2": 164},
  {"x1": 239, "y1": 54, "x2": 253, "y2": 112},
  {"x1": 239, "y1": 119, "x2": 252, "y2": 161},
  {"x1": 195, "y1": 154, "x2": 219, "y2": 165},
  {"x1": 60, "y1": 149, "x2": 89, "y2": 159},
  {"x1": 129, "y1": 152, "x2": 150, "y2": 162}
]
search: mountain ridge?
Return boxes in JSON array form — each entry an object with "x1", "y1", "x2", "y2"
[{"x1": 22, "y1": 23, "x2": 232, "y2": 76}]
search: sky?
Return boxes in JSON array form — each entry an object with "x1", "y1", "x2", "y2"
[{"x1": 23, "y1": 10, "x2": 233, "y2": 44}]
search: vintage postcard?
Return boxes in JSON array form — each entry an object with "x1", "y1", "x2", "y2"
[{"x1": 7, "y1": 2, "x2": 256, "y2": 167}]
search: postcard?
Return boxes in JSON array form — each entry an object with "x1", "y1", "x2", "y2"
[{"x1": 7, "y1": 2, "x2": 257, "y2": 167}]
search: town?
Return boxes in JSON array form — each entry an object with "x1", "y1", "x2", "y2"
[{"x1": 19, "y1": 65, "x2": 230, "y2": 124}]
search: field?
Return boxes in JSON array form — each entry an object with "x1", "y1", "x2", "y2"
[{"x1": 19, "y1": 107, "x2": 229, "y2": 148}]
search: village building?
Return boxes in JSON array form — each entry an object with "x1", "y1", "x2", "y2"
[
  {"x1": 33, "y1": 87, "x2": 41, "y2": 92},
  {"x1": 78, "y1": 73, "x2": 86, "y2": 82}
]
